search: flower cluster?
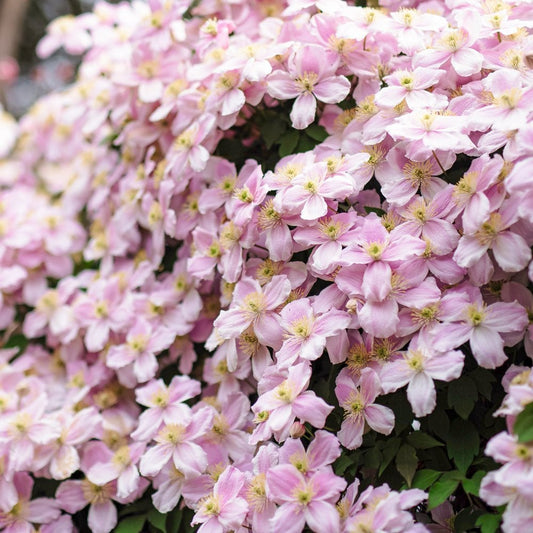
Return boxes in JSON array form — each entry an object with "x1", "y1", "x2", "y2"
[{"x1": 0, "y1": 0, "x2": 531, "y2": 531}]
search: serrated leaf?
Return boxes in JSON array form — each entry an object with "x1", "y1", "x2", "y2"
[
  {"x1": 396, "y1": 444, "x2": 418, "y2": 487},
  {"x1": 407, "y1": 431, "x2": 444, "y2": 449},
  {"x1": 462, "y1": 470, "x2": 486, "y2": 496},
  {"x1": 447, "y1": 419, "x2": 479, "y2": 473},
  {"x1": 476, "y1": 513, "x2": 502, "y2": 533},
  {"x1": 260, "y1": 118, "x2": 286, "y2": 149},
  {"x1": 278, "y1": 130, "x2": 300, "y2": 157},
  {"x1": 305, "y1": 124, "x2": 328, "y2": 142},
  {"x1": 514, "y1": 402, "x2": 533, "y2": 443},
  {"x1": 411, "y1": 469, "x2": 441, "y2": 490},
  {"x1": 148, "y1": 508, "x2": 167, "y2": 532},
  {"x1": 428, "y1": 477, "x2": 460, "y2": 509},
  {"x1": 113, "y1": 515, "x2": 146, "y2": 533},
  {"x1": 379, "y1": 437, "x2": 401, "y2": 475},
  {"x1": 447, "y1": 376, "x2": 477, "y2": 419}
]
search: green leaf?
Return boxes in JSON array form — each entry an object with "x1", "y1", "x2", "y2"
[
  {"x1": 470, "y1": 368, "x2": 495, "y2": 400},
  {"x1": 514, "y1": 402, "x2": 533, "y2": 443},
  {"x1": 427, "y1": 407, "x2": 450, "y2": 442},
  {"x1": 304, "y1": 124, "x2": 328, "y2": 142},
  {"x1": 447, "y1": 419, "x2": 479, "y2": 473},
  {"x1": 365, "y1": 447, "x2": 382, "y2": 470},
  {"x1": 462, "y1": 470, "x2": 486, "y2": 496},
  {"x1": 260, "y1": 117, "x2": 286, "y2": 149},
  {"x1": 411, "y1": 469, "x2": 441, "y2": 490},
  {"x1": 148, "y1": 509, "x2": 167, "y2": 532},
  {"x1": 113, "y1": 515, "x2": 146, "y2": 533},
  {"x1": 407, "y1": 431, "x2": 444, "y2": 449},
  {"x1": 364, "y1": 206, "x2": 386, "y2": 217},
  {"x1": 379, "y1": 437, "x2": 401, "y2": 475},
  {"x1": 296, "y1": 134, "x2": 317, "y2": 153},
  {"x1": 334, "y1": 454, "x2": 355, "y2": 476},
  {"x1": 278, "y1": 130, "x2": 300, "y2": 157},
  {"x1": 428, "y1": 477, "x2": 460, "y2": 509},
  {"x1": 166, "y1": 507, "x2": 183, "y2": 533},
  {"x1": 476, "y1": 513, "x2": 502, "y2": 533},
  {"x1": 454, "y1": 507, "x2": 484, "y2": 532},
  {"x1": 395, "y1": 444, "x2": 418, "y2": 487},
  {"x1": 447, "y1": 376, "x2": 477, "y2": 419}
]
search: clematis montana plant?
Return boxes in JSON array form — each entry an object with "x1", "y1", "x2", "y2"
[{"x1": 0, "y1": 0, "x2": 532, "y2": 532}]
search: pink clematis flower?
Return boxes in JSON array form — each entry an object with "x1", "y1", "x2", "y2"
[
  {"x1": 414, "y1": 27, "x2": 484, "y2": 77},
  {"x1": 433, "y1": 284, "x2": 528, "y2": 368},
  {"x1": 266, "y1": 45, "x2": 351, "y2": 129},
  {"x1": 131, "y1": 375, "x2": 201, "y2": 441},
  {"x1": 335, "y1": 367, "x2": 395, "y2": 450},
  {"x1": 252, "y1": 363, "x2": 333, "y2": 444},
  {"x1": 380, "y1": 332, "x2": 465, "y2": 417},
  {"x1": 106, "y1": 317, "x2": 176, "y2": 383},
  {"x1": 0, "y1": 473, "x2": 60, "y2": 533},
  {"x1": 375, "y1": 67, "x2": 446, "y2": 110},
  {"x1": 276, "y1": 298, "x2": 351, "y2": 368},
  {"x1": 139, "y1": 405, "x2": 215, "y2": 478},
  {"x1": 267, "y1": 464, "x2": 347, "y2": 533},
  {"x1": 277, "y1": 161, "x2": 357, "y2": 220},
  {"x1": 192, "y1": 466, "x2": 248, "y2": 532},
  {"x1": 214, "y1": 275, "x2": 291, "y2": 348}
]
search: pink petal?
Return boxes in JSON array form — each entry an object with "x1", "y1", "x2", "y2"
[
  {"x1": 470, "y1": 327, "x2": 506, "y2": 369},
  {"x1": 364, "y1": 404, "x2": 395, "y2": 435},
  {"x1": 313, "y1": 76, "x2": 351, "y2": 103},
  {"x1": 267, "y1": 465, "x2": 303, "y2": 501},
  {"x1": 306, "y1": 500, "x2": 341, "y2": 532},
  {"x1": 290, "y1": 92, "x2": 317, "y2": 130},
  {"x1": 407, "y1": 372, "x2": 436, "y2": 417},
  {"x1": 88, "y1": 501, "x2": 117, "y2": 533},
  {"x1": 492, "y1": 231, "x2": 531, "y2": 272}
]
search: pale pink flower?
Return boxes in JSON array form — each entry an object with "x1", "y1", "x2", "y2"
[
  {"x1": 375, "y1": 67, "x2": 446, "y2": 110},
  {"x1": 106, "y1": 317, "x2": 176, "y2": 382},
  {"x1": 0, "y1": 397, "x2": 61, "y2": 471},
  {"x1": 73, "y1": 278, "x2": 131, "y2": 353},
  {"x1": 335, "y1": 367, "x2": 395, "y2": 449},
  {"x1": 277, "y1": 430, "x2": 342, "y2": 477},
  {"x1": 139, "y1": 405, "x2": 215, "y2": 478},
  {"x1": 414, "y1": 27, "x2": 484, "y2": 77},
  {"x1": 292, "y1": 212, "x2": 360, "y2": 274},
  {"x1": 433, "y1": 285, "x2": 528, "y2": 368},
  {"x1": 167, "y1": 114, "x2": 216, "y2": 173},
  {"x1": 276, "y1": 298, "x2": 351, "y2": 367},
  {"x1": 278, "y1": 162, "x2": 356, "y2": 220},
  {"x1": 87, "y1": 442, "x2": 146, "y2": 498},
  {"x1": 214, "y1": 275, "x2": 291, "y2": 348},
  {"x1": 453, "y1": 199, "x2": 532, "y2": 275},
  {"x1": 267, "y1": 464, "x2": 346, "y2": 533},
  {"x1": 386, "y1": 110, "x2": 476, "y2": 162},
  {"x1": 0, "y1": 473, "x2": 60, "y2": 532},
  {"x1": 252, "y1": 363, "x2": 333, "y2": 444},
  {"x1": 380, "y1": 333, "x2": 465, "y2": 417},
  {"x1": 267, "y1": 45, "x2": 351, "y2": 129},
  {"x1": 191, "y1": 466, "x2": 248, "y2": 532},
  {"x1": 43, "y1": 407, "x2": 102, "y2": 480},
  {"x1": 472, "y1": 69, "x2": 533, "y2": 132},
  {"x1": 131, "y1": 375, "x2": 201, "y2": 441}
]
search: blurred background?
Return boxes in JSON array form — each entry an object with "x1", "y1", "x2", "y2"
[{"x1": 0, "y1": 0, "x2": 120, "y2": 117}]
